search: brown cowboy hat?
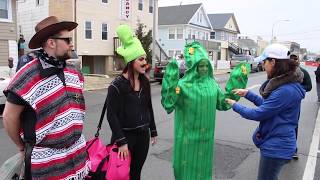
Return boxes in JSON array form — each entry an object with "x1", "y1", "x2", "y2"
[{"x1": 29, "y1": 16, "x2": 78, "y2": 49}]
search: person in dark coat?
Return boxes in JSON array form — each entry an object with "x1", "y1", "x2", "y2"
[
  {"x1": 315, "y1": 63, "x2": 320, "y2": 102},
  {"x1": 290, "y1": 54, "x2": 312, "y2": 159}
]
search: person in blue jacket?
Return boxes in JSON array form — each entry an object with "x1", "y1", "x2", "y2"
[{"x1": 226, "y1": 44, "x2": 305, "y2": 180}]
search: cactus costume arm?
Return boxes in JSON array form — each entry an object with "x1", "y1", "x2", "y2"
[
  {"x1": 216, "y1": 85, "x2": 232, "y2": 111},
  {"x1": 225, "y1": 63, "x2": 251, "y2": 101},
  {"x1": 161, "y1": 58, "x2": 180, "y2": 114}
]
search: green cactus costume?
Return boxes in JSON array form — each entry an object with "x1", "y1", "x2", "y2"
[{"x1": 161, "y1": 42, "x2": 250, "y2": 180}]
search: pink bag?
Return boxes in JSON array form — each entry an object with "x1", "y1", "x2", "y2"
[
  {"x1": 86, "y1": 137, "x2": 131, "y2": 180},
  {"x1": 106, "y1": 144, "x2": 131, "y2": 180},
  {"x1": 85, "y1": 97, "x2": 130, "y2": 180}
]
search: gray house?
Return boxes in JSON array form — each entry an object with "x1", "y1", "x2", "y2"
[
  {"x1": 237, "y1": 36, "x2": 259, "y2": 57},
  {"x1": 208, "y1": 13, "x2": 241, "y2": 58},
  {"x1": 158, "y1": 3, "x2": 221, "y2": 61}
]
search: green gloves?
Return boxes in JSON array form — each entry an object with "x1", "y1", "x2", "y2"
[
  {"x1": 225, "y1": 63, "x2": 251, "y2": 101},
  {"x1": 161, "y1": 58, "x2": 180, "y2": 113}
]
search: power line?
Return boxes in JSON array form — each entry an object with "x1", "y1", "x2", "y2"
[{"x1": 243, "y1": 29, "x2": 320, "y2": 38}]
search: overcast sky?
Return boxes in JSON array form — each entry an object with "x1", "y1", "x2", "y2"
[{"x1": 158, "y1": 0, "x2": 320, "y2": 53}]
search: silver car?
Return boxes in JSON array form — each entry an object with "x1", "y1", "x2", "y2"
[{"x1": 230, "y1": 54, "x2": 259, "y2": 72}]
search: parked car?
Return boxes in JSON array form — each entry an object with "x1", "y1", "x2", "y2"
[
  {"x1": 230, "y1": 54, "x2": 259, "y2": 72},
  {"x1": 66, "y1": 50, "x2": 81, "y2": 71},
  {"x1": 0, "y1": 77, "x2": 10, "y2": 111},
  {"x1": 154, "y1": 59, "x2": 186, "y2": 83}
]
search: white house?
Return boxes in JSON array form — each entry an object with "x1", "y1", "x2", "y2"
[{"x1": 158, "y1": 3, "x2": 221, "y2": 62}]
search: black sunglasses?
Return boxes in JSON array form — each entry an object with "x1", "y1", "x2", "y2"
[{"x1": 50, "y1": 37, "x2": 72, "y2": 44}]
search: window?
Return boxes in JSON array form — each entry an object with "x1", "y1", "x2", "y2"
[
  {"x1": 102, "y1": 0, "x2": 108, "y2": 3},
  {"x1": 210, "y1": 32, "x2": 215, "y2": 39},
  {"x1": 175, "y1": 50, "x2": 182, "y2": 57},
  {"x1": 36, "y1": 0, "x2": 44, "y2": 6},
  {"x1": 169, "y1": 28, "x2": 175, "y2": 39},
  {"x1": 193, "y1": 30, "x2": 197, "y2": 39},
  {"x1": 176, "y1": 28, "x2": 183, "y2": 40},
  {"x1": 138, "y1": 0, "x2": 143, "y2": 11},
  {"x1": 85, "y1": 21, "x2": 92, "y2": 39},
  {"x1": 221, "y1": 32, "x2": 225, "y2": 41},
  {"x1": 168, "y1": 50, "x2": 174, "y2": 57},
  {"x1": 102, "y1": 23, "x2": 108, "y2": 40},
  {"x1": 229, "y1": 33, "x2": 233, "y2": 42},
  {"x1": 0, "y1": 0, "x2": 11, "y2": 20},
  {"x1": 205, "y1": 33, "x2": 208, "y2": 40},
  {"x1": 187, "y1": 29, "x2": 192, "y2": 39},
  {"x1": 149, "y1": 0, "x2": 153, "y2": 13}
]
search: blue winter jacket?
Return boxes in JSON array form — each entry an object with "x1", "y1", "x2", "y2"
[{"x1": 232, "y1": 82, "x2": 305, "y2": 159}]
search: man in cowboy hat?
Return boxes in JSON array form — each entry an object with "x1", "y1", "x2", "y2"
[{"x1": 3, "y1": 16, "x2": 89, "y2": 179}]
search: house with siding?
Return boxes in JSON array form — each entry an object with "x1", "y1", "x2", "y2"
[
  {"x1": 0, "y1": 0, "x2": 18, "y2": 73},
  {"x1": 158, "y1": 3, "x2": 221, "y2": 62},
  {"x1": 237, "y1": 36, "x2": 259, "y2": 56},
  {"x1": 17, "y1": 0, "x2": 157, "y2": 75},
  {"x1": 208, "y1": 13, "x2": 241, "y2": 59}
]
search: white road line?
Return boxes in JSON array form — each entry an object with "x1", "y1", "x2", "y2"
[
  {"x1": 303, "y1": 107, "x2": 320, "y2": 180},
  {"x1": 247, "y1": 84, "x2": 261, "y2": 90}
]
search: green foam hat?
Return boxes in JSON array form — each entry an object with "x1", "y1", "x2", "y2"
[
  {"x1": 183, "y1": 41, "x2": 210, "y2": 69},
  {"x1": 116, "y1": 24, "x2": 146, "y2": 64}
]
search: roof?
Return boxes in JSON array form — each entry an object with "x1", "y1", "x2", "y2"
[
  {"x1": 208, "y1": 13, "x2": 240, "y2": 33},
  {"x1": 158, "y1": 4, "x2": 202, "y2": 25}
]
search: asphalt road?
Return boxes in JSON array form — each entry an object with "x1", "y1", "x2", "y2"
[{"x1": 0, "y1": 65, "x2": 319, "y2": 180}]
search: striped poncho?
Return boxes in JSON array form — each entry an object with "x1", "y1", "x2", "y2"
[{"x1": 5, "y1": 58, "x2": 89, "y2": 179}]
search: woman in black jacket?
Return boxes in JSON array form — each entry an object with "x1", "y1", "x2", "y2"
[{"x1": 106, "y1": 25, "x2": 157, "y2": 180}]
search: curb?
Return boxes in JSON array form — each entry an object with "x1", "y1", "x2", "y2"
[
  {"x1": 84, "y1": 74, "x2": 110, "y2": 78},
  {"x1": 302, "y1": 104, "x2": 320, "y2": 180}
]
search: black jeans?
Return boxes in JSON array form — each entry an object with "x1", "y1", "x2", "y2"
[{"x1": 112, "y1": 130, "x2": 150, "y2": 180}]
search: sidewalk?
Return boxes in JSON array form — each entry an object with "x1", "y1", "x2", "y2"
[
  {"x1": 84, "y1": 74, "x2": 113, "y2": 91},
  {"x1": 84, "y1": 69, "x2": 230, "y2": 91}
]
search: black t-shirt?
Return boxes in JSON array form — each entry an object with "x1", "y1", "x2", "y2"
[{"x1": 6, "y1": 92, "x2": 37, "y2": 141}]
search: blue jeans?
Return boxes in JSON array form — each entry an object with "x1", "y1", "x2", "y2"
[{"x1": 257, "y1": 155, "x2": 290, "y2": 180}]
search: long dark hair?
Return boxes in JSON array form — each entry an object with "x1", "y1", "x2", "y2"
[
  {"x1": 267, "y1": 58, "x2": 299, "y2": 78},
  {"x1": 122, "y1": 62, "x2": 151, "y2": 99}
]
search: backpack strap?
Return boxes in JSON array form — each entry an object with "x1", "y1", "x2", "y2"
[
  {"x1": 95, "y1": 94, "x2": 109, "y2": 137},
  {"x1": 21, "y1": 108, "x2": 37, "y2": 180},
  {"x1": 95, "y1": 76, "x2": 126, "y2": 137}
]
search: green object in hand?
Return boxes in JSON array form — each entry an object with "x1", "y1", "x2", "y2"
[{"x1": 225, "y1": 62, "x2": 251, "y2": 101}]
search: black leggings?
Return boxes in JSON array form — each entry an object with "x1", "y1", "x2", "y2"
[{"x1": 112, "y1": 130, "x2": 150, "y2": 180}]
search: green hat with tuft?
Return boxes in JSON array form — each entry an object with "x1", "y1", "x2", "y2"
[
  {"x1": 183, "y1": 41, "x2": 209, "y2": 69},
  {"x1": 116, "y1": 24, "x2": 146, "y2": 64}
]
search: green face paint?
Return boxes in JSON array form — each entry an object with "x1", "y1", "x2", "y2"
[{"x1": 197, "y1": 60, "x2": 209, "y2": 76}]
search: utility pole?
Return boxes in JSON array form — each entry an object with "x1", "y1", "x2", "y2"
[
  {"x1": 152, "y1": 0, "x2": 158, "y2": 72},
  {"x1": 271, "y1": 19, "x2": 290, "y2": 43}
]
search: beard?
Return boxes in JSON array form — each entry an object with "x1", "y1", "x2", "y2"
[{"x1": 56, "y1": 51, "x2": 71, "y2": 62}]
